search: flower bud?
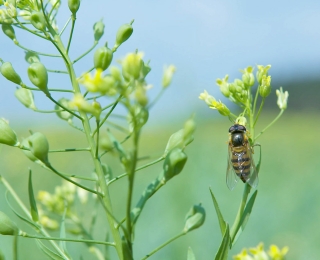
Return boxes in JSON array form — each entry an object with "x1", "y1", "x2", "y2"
[
  {"x1": 276, "y1": 87, "x2": 289, "y2": 110},
  {"x1": 209, "y1": 100, "x2": 230, "y2": 116},
  {"x1": 256, "y1": 65, "x2": 271, "y2": 85},
  {"x1": 1, "y1": 23, "x2": 16, "y2": 40},
  {"x1": 115, "y1": 22, "x2": 133, "y2": 47},
  {"x1": 93, "y1": 46, "x2": 113, "y2": 71},
  {"x1": 183, "y1": 116, "x2": 196, "y2": 142},
  {"x1": 30, "y1": 11, "x2": 47, "y2": 31},
  {"x1": 27, "y1": 132, "x2": 49, "y2": 163},
  {"x1": 55, "y1": 98, "x2": 73, "y2": 121},
  {"x1": 241, "y1": 66, "x2": 255, "y2": 88},
  {"x1": 0, "y1": 62, "x2": 22, "y2": 85},
  {"x1": 163, "y1": 148, "x2": 187, "y2": 181},
  {"x1": 0, "y1": 211, "x2": 19, "y2": 235},
  {"x1": 93, "y1": 20, "x2": 105, "y2": 42},
  {"x1": 0, "y1": 118, "x2": 18, "y2": 146},
  {"x1": 68, "y1": 0, "x2": 80, "y2": 15},
  {"x1": 135, "y1": 84, "x2": 148, "y2": 107},
  {"x1": 236, "y1": 116, "x2": 247, "y2": 127},
  {"x1": 184, "y1": 204, "x2": 205, "y2": 232},
  {"x1": 0, "y1": 9, "x2": 13, "y2": 24},
  {"x1": 216, "y1": 75, "x2": 230, "y2": 97},
  {"x1": 259, "y1": 75, "x2": 271, "y2": 98},
  {"x1": 27, "y1": 62, "x2": 49, "y2": 94},
  {"x1": 25, "y1": 51, "x2": 40, "y2": 64},
  {"x1": 162, "y1": 65, "x2": 176, "y2": 88},
  {"x1": 4, "y1": 2, "x2": 17, "y2": 18},
  {"x1": 122, "y1": 52, "x2": 143, "y2": 80},
  {"x1": 69, "y1": 93, "x2": 101, "y2": 118},
  {"x1": 199, "y1": 90, "x2": 216, "y2": 106},
  {"x1": 14, "y1": 88, "x2": 36, "y2": 109}
]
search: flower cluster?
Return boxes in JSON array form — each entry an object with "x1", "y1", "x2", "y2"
[{"x1": 234, "y1": 243, "x2": 289, "y2": 260}]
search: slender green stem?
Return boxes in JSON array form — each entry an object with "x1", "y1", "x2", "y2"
[
  {"x1": 60, "y1": 17, "x2": 72, "y2": 36},
  {"x1": 47, "y1": 69, "x2": 69, "y2": 74},
  {"x1": 47, "y1": 95, "x2": 82, "y2": 120},
  {"x1": 253, "y1": 98, "x2": 265, "y2": 127},
  {"x1": 19, "y1": 233, "x2": 116, "y2": 247},
  {"x1": 252, "y1": 85, "x2": 260, "y2": 116},
  {"x1": 13, "y1": 235, "x2": 18, "y2": 260},
  {"x1": 66, "y1": 15, "x2": 76, "y2": 54},
  {"x1": 21, "y1": 83, "x2": 74, "y2": 93},
  {"x1": 32, "y1": 109, "x2": 60, "y2": 113},
  {"x1": 147, "y1": 88, "x2": 165, "y2": 109},
  {"x1": 230, "y1": 184, "x2": 251, "y2": 244},
  {"x1": 0, "y1": 176, "x2": 69, "y2": 259},
  {"x1": 141, "y1": 231, "x2": 186, "y2": 260},
  {"x1": 49, "y1": 148, "x2": 91, "y2": 152},
  {"x1": 14, "y1": 18, "x2": 48, "y2": 40},
  {"x1": 95, "y1": 119, "x2": 100, "y2": 158},
  {"x1": 46, "y1": 164, "x2": 102, "y2": 196},
  {"x1": 73, "y1": 41, "x2": 98, "y2": 63},
  {"x1": 254, "y1": 109, "x2": 284, "y2": 142},
  {"x1": 107, "y1": 157, "x2": 164, "y2": 186},
  {"x1": 15, "y1": 42, "x2": 61, "y2": 57}
]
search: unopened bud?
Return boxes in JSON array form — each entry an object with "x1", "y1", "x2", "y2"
[
  {"x1": 68, "y1": 0, "x2": 80, "y2": 15},
  {"x1": 184, "y1": 204, "x2": 205, "y2": 232},
  {"x1": 256, "y1": 65, "x2": 271, "y2": 85},
  {"x1": 4, "y1": 2, "x2": 17, "y2": 18},
  {"x1": 259, "y1": 75, "x2": 271, "y2": 97},
  {"x1": 93, "y1": 20, "x2": 104, "y2": 42},
  {"x1": 14, "y1": 88, "x2": 36, "y2": 109},
  {"x1": 115, "y1": 22, "x2": 133, "y2": 47},
  {"x1": 25, "y1": 51, "x2": 40, "y2": 64},
  {"x1": 241, "y1": 66, "x2": 255, "y2": 88},
  {"x1": 27, "y1": 62, "x2": 49, "y2": 94},
  {"x1": 122, "y1": 52, "x2": 143, "y2": 80},
  {"x1": 135, "y1": 84, "x2": 148, "y2": 107},
  {"x1": 27, "y1": 132, "x2": 49, "y2": 163},
  {"x1": 163, "y1": 148, "x2": 187, "y2": 181},
  {"x1": 0, "y1": 62, "x2": 22, "y2": 85},
  {"x1": 0, "y1": 118, "x2": 18, "y2": 146},
  {"x1": 93, "y1": 46, "x2": 113, "y2": 71},
  {"x1": 55, "y1": 98, "x2": 73, "y2": 121},
  {"x1": 162, "y1": 65, "x2": 176, "y2": 88},
  {"x1": 30, "y1": 11, "x2": 47, "y2": 31},
  {"x1": 216, "y1": 75, "x2": 230, "y2": 97},
  {"x1": 0, "y1": 211, "x2": 19, "y2": 235}
]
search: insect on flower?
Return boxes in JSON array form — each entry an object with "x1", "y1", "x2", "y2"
[{"x1": 226, "y1": 124, "x2": 258, "y2": 190}]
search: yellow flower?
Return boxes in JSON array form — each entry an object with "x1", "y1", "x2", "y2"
[
  {"x1": 210, "y1": 100, "x2": 230, "y2": 116},
  {"x1": 69, "y1": 93, "x2": 101, "y2": 119},
  {"x1": 249, "y1": 243, "x2": 269, "y2": 260},
  {"x1": 79, "y1": 69, "x2": 104, "y2": 93},
  {"x1": 233, "y1": 248, "x2": 254, "y2": 260},
  {"x1": 268, "y1": 245, "x2": 289, "y2": 260},
  {"x1": 199, "y1": 90, "x2": 216, "y2": 106}
]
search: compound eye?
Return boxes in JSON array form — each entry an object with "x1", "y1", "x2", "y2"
[
  {"x1": 229, "y1": 125, "x2": 235, "y2": 133},
  {"x1": 238, "y1": 125, "x2": 246, "y2": 131}
]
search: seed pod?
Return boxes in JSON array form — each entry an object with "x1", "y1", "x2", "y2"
[
  {"x1": 93, "y1": 46, "x2": 113, "y2": 71},
  {"x1": 0, "y1": 62, "x2": 22, "y2": 84},
  {"x1": 93, "y1": 20, "x2": 105, "y2": 42},
  {"x1": 55, "y1": 98, "x2": 73, "y2": 121},
  {"x1": 1, "y1": 24, "x2": 16, "y2": 40},
  {"x1": 0, "y1": 118, "x2": 18, "y2": 146},
  {"x1": 68, "y1": 0, "x2": 80, "y2": 15},
  {"x1": 14, "y1": 88, "x2": 36, "y2": 109},
  {"x1": 115, "y1": 23, "x2": 133, "y2": 47},
  {"x1": 28, "y1": 132, "x2": 49, "y2": 163},
  {"x1": 25, "y1": 51, "x2": 40, "y2": 64},
  {"x1": 0, "y1": 211, "x2": 19, "y2": 235},
  {"x1": 30, "y1": 11, "x2": 46, "y2": 31},
  {"x1": 163, "y1": 148, "x2": 187, "y2": 181},
  {"x1": 27, "y1": 62, "x2": 49, "y2": 94}
]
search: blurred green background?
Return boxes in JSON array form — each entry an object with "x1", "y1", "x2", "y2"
[{"x1": 0, "y1": 108, "x2": 319, "y2": 259}]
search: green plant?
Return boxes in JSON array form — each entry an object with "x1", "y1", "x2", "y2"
[{"x1": 0, "y1": 1, "x2": 201, "y2": 259}]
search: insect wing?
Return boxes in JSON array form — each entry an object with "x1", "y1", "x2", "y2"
[
  {"x1": 226, "y1": 144, "x2": 238, "y2": 190},
  {"x1": 246, "y1": 144, "x2": 259, "y2": 189}
]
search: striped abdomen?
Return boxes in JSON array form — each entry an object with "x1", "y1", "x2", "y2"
[{"x1": 231, "y1": 147, "x2": 251, "y2": 183}]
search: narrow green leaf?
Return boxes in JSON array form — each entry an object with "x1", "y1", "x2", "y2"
[
  {"x1": 187, "y1": 246, "x2": 196, "y2": 260},
  {"x1": 28, "y1": 169, "x2": 39, "y2": 222},
  {"x1": 36, "y1": 240, "x2": 65, "y2": 260},
  {"x1": 59, "y1": 208, "x2": 68, "y2": 256},
  {"x1": 232, "y1": 190, "x2": 258, "y2": 246},
  {"x1": 215, "y1": 224, "x2": 230, "y2": 260},
  {"x1": 209, "y1": 187, "x2": 226, "y2": 236}
]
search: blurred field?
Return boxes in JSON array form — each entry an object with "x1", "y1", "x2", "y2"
[{"x1": 0, "y1": 110, "x2": 319, "y2": 259}]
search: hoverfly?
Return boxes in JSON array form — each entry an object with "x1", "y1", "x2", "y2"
[{"x1": 226, "y1": 124, "x2": 258, "y2": 190}]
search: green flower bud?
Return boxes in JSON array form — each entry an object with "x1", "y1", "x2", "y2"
[
  {"x1": 30, "y1": 11, "x2": 47, "y2": 31},
  {"x1": 256, "y1": 65, "x2": 271, "y2": 85},
  {"x1": 25, "y1": 51, "x2": 40, "y2": 64},
  {"x1": 163, "y1": 148, "x2": 187, "y2": 181},
  {"x1": 162, "y1": 64, "x2": 176, "y2": 88},
  {"x1": 23, "y1": 132, "x2": 49, "y2": 163},
  {"x1": 241, "y1": 66, "x2": 255, "y2": 88},
  {"x1": 93, "y1": 20, "x2": 105, "y2": 42},
  {"x1": 115, "y1": 22, "x2": 133, "y2": 47},
  {"x1": 209, "y1": 100, "x2": 230, "y2": 116},
  {"x1": 183, "y1": 116, "x2": 196, "y2": 143},
  {"x1": 259, "y1": 75, "x2": 271, "y2": 98},
  {"x1": 0, "y1": 9, "x2": 13, "y2": 24},
  {"x1": 183, "y1": 204, "x2": 205, "y2": 232},
  {"x1": 122, "y1": 52, "x2": 143, "y2": 80},
  {"x1": 216, "y1": 75, "x2": 230, "y2": 97},
  {"x1": 14, "y1": 88, "x2": 36, "y2": 109},
  {"x1": 4, "y1": 2, "x2": 17, "y2": 18},
  {"x1": 68, "y1": 0, "x2": 80, "y2": 14},
  {"x1": 55, "y1": 98, "x2": 73, "y2": 121},
  {"x1": 93, "y1": 46, "x2": 113, "y2": 71},
  {"x1": 135, "y1": 84, "x2": 148, "y2": 107},
  {"x1": 0, "y1": 62, "x2": 22, "y2": 85},
  {"x1": 27, "y1": 62, "x2": 49, "y2": 94},
  {"x1": 0, "y1": 118, "x2": 18, "y2": 146},
  {"x1": 0, "y1": 211, "x2": 19, "y2": 235},
  {"x1": 2, "y1": 23, "x2": 16, "y2": 40}
]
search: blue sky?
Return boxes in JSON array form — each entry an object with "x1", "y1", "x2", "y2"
[{"x1": 0, "y1": 0, "x2": 319, "y2": 125}]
